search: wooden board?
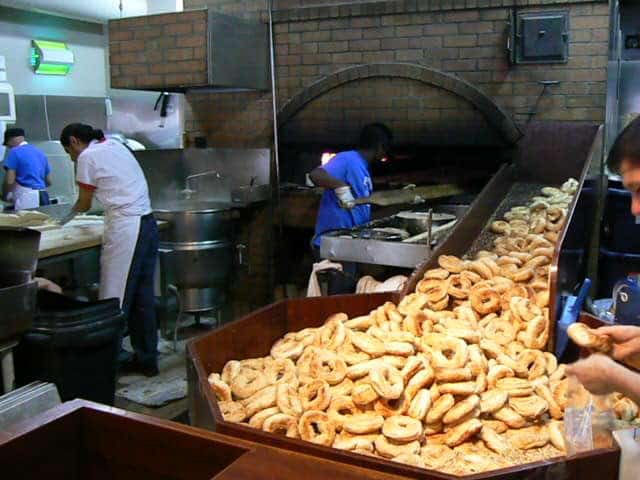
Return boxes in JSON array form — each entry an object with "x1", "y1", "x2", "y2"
[
  {"x1": 353, "y1": 184, "x2": 465, "y2": 207},
  {"x1": 1, "y1": 399, "x2": 410, "y2": 480}
]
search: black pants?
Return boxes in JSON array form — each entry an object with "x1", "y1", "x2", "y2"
[
  {"x1": 39, "y1": 190, "x2": 50, "y2": 206},
  {"x1": 121, "y1": 214, "x2": 159, "y2": 369}
]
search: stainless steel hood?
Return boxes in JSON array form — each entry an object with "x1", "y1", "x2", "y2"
[{"x1": 204, "y1": 13, "x2": 269, "y2": 92}]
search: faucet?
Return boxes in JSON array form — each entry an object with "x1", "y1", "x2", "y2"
[{"x1": 182, "y1": 170, "x2": 223, "y2": 199}]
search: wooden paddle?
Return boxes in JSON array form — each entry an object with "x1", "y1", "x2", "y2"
[{"x1": 352, "y1": 184, "x2": 466, "y2": 207}]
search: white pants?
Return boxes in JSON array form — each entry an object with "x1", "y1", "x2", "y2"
[{"x1": 99, "y1": 215, "x2": 141, "y2": 306}]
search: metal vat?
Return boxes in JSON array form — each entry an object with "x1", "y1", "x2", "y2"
[{"x1": 154, "y1": 201, "x2": 237, "y2": 244}]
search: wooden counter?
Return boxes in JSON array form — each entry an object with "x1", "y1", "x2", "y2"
[
  {"x1": 34, "y1": 218, "x2": 168, "y2": 259},
  {"x1": 1, "y1": 399, "x2": 410, "y2": 480}
]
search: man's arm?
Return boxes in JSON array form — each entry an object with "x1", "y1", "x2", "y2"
[
  {"x1": 2, "y1": 169, "x2": 16, "y2": 200},
  {"x1": 566, "y1": 354, "x2": 640, "y2": 405},
  {"x1": 45, "y1": 173, "x2": 52, "y2": 187},
  {"x1": 59, "y1": 186, "x2": 93, "y2": 225},
  {"x1": 309, "y1": 167, "x2": 348, "y2": 189}
]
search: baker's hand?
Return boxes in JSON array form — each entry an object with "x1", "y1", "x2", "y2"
[
  {"x1": 597, "y1": 325, "x2": 640, "y2": 361},
  {"x1": 566, "y1": 354, "x2": 619, "y2": 395},
  {"x1": 334, "y1": 186, "x2": 356, "y2": 210}
]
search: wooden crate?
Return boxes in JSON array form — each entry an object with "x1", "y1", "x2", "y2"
[{"x1": 187, "y1": 295, "x2": 620, "y2": 480}]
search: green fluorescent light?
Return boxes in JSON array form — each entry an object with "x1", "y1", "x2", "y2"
[
  {"x1": 30, "y1": 39, "x2": 74, "y2": 76},
  {"x1": 33, "y1": 40, "x2": 67, "y2": 50},
  {"x1": 34, "y1": 64, "x2": 71, "y2": 75}
]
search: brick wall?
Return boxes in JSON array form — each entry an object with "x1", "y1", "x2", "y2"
[
  {"x1": 281, "y1": 76, "x2": 504, "y2": 146},
  {"x1": 273, "y1": 2, "x2": 609, "y2": 126},
  {"x1": 179, "y1": 0, "x2": 609, "y2": 310},
  {"x1": 109, "y1": 10, "x2": 208, "y2": 90}
]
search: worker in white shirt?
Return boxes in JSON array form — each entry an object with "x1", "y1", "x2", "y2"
[{"x1": 60, "y1": 123, "x2": 159, "y2": 377}]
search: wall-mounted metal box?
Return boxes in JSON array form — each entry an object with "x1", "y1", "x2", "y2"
[{"x1": 510, "y1": 10, "x2": 569, "y2": 64}]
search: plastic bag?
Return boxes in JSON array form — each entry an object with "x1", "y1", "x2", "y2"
[{"x1": 564, "y1": 375, "x2": 616, "y2": 455}]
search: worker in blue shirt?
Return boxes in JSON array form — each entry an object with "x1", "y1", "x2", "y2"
[
  {"x1": 2, "y1": 127, "x2": 52, "y2": 210},
  {"x1": 310, "y1": 123, "x2": 392, "y2": 257}
]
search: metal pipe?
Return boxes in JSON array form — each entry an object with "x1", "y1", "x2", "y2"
[{"x1": 268, "y1": 0, "x2": 281, "y2": 225}]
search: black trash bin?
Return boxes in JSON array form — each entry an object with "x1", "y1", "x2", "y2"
[{"x1": 14, "y1": 290, "x2": 124, "y2": 405}]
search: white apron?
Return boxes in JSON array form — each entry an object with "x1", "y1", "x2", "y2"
[
  {"x1": 99, "y1": 213, "x2": 141, "y2": 306},
  {"x1": 13, "y1": 183, "x2": 40, "y2": 211}
]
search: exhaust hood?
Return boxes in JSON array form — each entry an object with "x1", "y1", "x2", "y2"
[{"x1": 109, "y1": 10, "x2": 269, "y2": 92}]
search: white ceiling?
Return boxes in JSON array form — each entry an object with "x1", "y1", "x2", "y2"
[{"x1": 0, "y1": 0, "x2": 182, "y2": 23}]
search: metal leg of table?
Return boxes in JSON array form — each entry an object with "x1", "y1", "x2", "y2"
[{"x1": 0, "y1": 341, "x2": 18, "y2": 394}]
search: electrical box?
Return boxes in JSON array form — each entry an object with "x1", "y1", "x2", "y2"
[{"x1": 510, "y1": 11, "x2": 569, "y2": 64}]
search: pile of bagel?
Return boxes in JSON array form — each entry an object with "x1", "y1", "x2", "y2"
[{"x1": 206, "y1": 178, "x2": 627, "y2": 475}]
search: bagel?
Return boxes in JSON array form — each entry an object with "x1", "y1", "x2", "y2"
[
  {"x1": 493, "y1": 406, "x2": 526, "y2": 429},
  {"x1": 480, "y1": 389, "x2": 509, "y2": 414},
  {"x1": 382, "y1": 415, "x2": 423, "y2": 442},
  {"x1": 506, "y1": 425, "x2": 549, "y2": 450},
  {"x1": 299, "y1": 380, "x2": 331, "y2": 411},
  {"x1": 422, "y1": 333, "x2": 468, "y2": 369},
  {"x1": 221, "y1": 360, "x2": 241, "y2": 385},
  {"x1": 231, "y1": 367, "x2": 268, "y2": 399},
  {"x1": 219, "y1": 400, "x2": 247, "y2": 423},
  {"x1": 333, "y1": 432, "x2": 377, "y2": 452},
  {"x1": 469, "y1": 287, "x2": 501, "y2": 315},
  {"x1": 276, "y1": 382, "x2": 303, "y2": 417},
  {"x1": 374, "y1": 392, "x2": 411, "y2": 418},
  {"x1": 265, "y1": 358, "x2": 297, "y2": 385},
  {"x1": 438, "y1": 255, "x2": 467, "y2": 273},
  {"x1": 424, "y1": 268, "x2": 451, "y2": 280},
  {"x1": 480, "y1": 425, "x2": 510, "y2": 455},
  {"x1": 407, "y1": 389, "x2": 431, "y2": 421},
  {"x1": 517, "y1": 349, "x2": 547, "y2": 380},
  {"x1": 249, "y1": 406, "x2": 281, "y2": 429},
  {"x1": 351, "y1": 332, "x2": 386, "y2": 357},
  {"x1": 448, "y1": 274, "x2": 472, "y2": 299},
  {"x1": 482, "y1": 419, "x2": 508, "y2": 434},
  {"x1": 547, "y1": 420, "x2": 566, "y2": 451},
  {"x1": 444, "y1": 418, "x2": 483, "y2": 447},
  {"x1": 509, "y1": 395, "x2": 548, "y2": 419},
  {"x1": 311, "y1": 352, "x2": 347, "y2": 386},
  {"x1": 352, "y1": 383, "x2": 379, "y2": 406},
  {"x1": 374, "y1": 435, "x2": 421, "y2": 459},
  {"x1": 496, "y1": 377, "x2": 533, "y2": 397},
  {"x1": 271, "y1": 335, "x2": 304, "y2": 360},
  {"x1": 317, "y1": 314, "x2": 347, "y2": 350},
  {"x1": 405, "y1": 367, "x2": 435, "y2": 399},
  {"x1": 298, "y1": 410, "x2": 336, "y2": 446},
  {"x1": 243, "y1": 385, "x2": 277, "y2": 417},
  {"x1": 263, "y1": 413, "x2": 299, "y2": 437},
  {"x1": 426, "y1": 393, "x2": 455, "y2": 424},
  {"x1": 343, "y1": 412, "x2": 384, "y2": 435},
  {"x1": 443, "y1": 395, "x2": 480, "y2": 425},
  {"x1": 434, "y1": 367, "x2": 473, "y2": 383},
  {"x1": 438, "y1": 381, "x2": 477, "y2": 396},
  {"x1": 208, "y1": 373, "x2": 232, "y2": 402},
  {"x1": 370, "y1": 363, "x2": 404, "y2": 400},
  {"x1": 344, "y1": 315, "x2": 373, "y2": 331},
  {"x1": 567, "y1": 323, "x2": 612, "y2": 353}
]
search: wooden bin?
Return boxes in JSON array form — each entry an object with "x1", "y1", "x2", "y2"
[
  {"x1": 187, "y1": 295, "x2": 620, "y2": 479},
  {"x1": 0, "y1": 399, "x2": 415, "y2": 480}
]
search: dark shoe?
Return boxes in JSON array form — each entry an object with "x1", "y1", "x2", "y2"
[{"x1": 119, "y1": 357, "x2": 159, "y2": 377}]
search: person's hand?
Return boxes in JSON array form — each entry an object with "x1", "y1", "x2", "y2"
[
  {"x1": 566, "y1": 354, "x2": 620, "y2": 395},
  {"x1": 334, "y1": 186, "x2": 356, "y2": 210},
  {"x1": 597, "y1": 325, "x2": 640, "y2": 361}
]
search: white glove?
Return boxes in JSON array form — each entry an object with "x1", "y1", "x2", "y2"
[{"x1": 334, "y1": 186, "x2": 356, "y2": 209}]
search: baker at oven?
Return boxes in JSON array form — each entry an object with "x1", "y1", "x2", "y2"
[
  {"x1": 2, "y1": 127, "x2": 52, "y2": 210},
  {"x1": 59, "y1": 123, "x2": 159, "y2": 377},
  {"x1": 310, "y1": 123, "x2": 392, "y2": 256}
]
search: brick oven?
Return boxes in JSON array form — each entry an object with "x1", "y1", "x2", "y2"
[{"x1": 110, "y1": 0, "x2": 610, "y2": 309}]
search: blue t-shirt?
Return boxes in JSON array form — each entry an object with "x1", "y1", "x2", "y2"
[
  {"x1": 313, "y1": 150, "x2": 373, "y2": 247},
  {"x1": 4, "y1": 144, "x2": 51, "y2": 190}
]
